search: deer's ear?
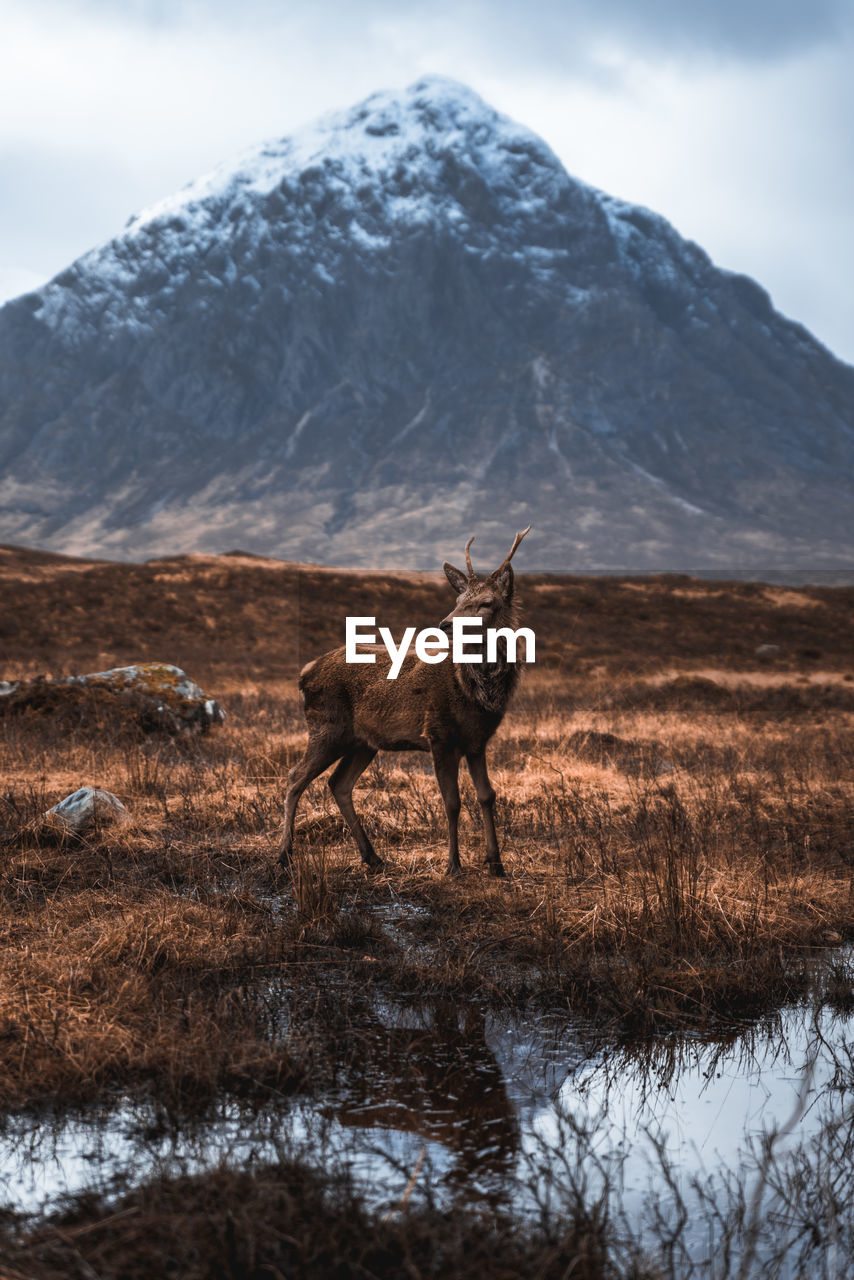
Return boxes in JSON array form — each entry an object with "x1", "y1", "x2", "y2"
[
  {"x1": 489, "y1": 563, "x2": 514, "y2": 599},
  {"x1": 443, "y1": 561, "x2": 469, "y2": 594}
]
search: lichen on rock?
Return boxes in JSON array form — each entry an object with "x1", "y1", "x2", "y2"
[{"x1": 0, "y1": 663, "x2": 225, "y2": 733}]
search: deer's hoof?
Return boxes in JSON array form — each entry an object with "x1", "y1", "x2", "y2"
[
  {"x1": 364, "y1": 855, "x2": 385, "y2": 873},
  {"x1": 445, "y1": 863, "x2": 462, "y2": 877},
  {"x1": 486, "y1": 861, "x2": 506, "y2": 878}
]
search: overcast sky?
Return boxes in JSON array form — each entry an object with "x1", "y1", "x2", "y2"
[{"x1": 1, "y1": 0, "x2": 852, "y2": 364}]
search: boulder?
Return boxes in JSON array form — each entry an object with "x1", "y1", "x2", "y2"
[
  {"x1": 0, "y1": 663, "x2": 225, "y2": 733},
  {"x1": 45, "y1": 787, "x2": 129, "y2": 833}
]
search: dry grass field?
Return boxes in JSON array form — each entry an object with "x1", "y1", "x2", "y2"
[{"x1": 1, "y1": 545, "x2": 853, "y2": 1276}]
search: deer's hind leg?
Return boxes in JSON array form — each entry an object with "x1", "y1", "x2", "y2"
[
  {"x1": 280, "y1": 735, "x2": 347, "y2": 869},
  {"x1": 329, "y1": 743, "x2": 382, "y2": 870}
]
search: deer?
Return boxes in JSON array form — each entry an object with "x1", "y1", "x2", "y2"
[{"x1": 280, "y1": 527, "x2": 531, "y2": 878}]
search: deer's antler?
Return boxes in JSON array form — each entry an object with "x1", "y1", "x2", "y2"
[
  {"x1": 464, "y1": 535, "x2": 476, "y2": 577},
  {"x1": 501, "y1": 525, "x2": 532, "y2": 567}
]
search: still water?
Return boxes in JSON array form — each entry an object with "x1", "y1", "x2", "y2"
[{"x1": 2, "y1": 986, "x2": 853, "y2": 1274}]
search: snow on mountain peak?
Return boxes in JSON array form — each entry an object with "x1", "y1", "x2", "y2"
[
  {"x1": 123, "y1": 75, "x2": 567, "y2": 237},
  {"x1": 20, "y1": 74, "x2": 805, "y2": 357},
  {"x1": 32, "y1": 77, "x2": 592, "y2": 339}
]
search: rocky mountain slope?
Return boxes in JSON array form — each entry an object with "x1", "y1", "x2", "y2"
[{"x1": 0, "y1": 76, "x2": 852, "y2": 568}]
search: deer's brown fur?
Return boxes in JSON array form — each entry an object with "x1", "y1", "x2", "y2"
[{"x1": 280, "y1": 528, "x2": 531, "y2": 876}]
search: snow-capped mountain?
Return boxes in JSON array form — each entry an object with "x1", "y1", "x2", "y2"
[{"x1": 1, "y1": 76, "x2": 852, "y2": 568}]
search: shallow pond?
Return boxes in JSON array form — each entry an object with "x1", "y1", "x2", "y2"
[{"x1": 3, "y1": 978, "x2": 854, "y2": 1275}]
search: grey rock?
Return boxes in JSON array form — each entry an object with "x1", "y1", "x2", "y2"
[
  {"x1": 755, "y1": 644, "x2": 782, "y2": 661},
  {"x1": 45, "y1": 787, "x2": 129, "y2": 833},
  {"x1": 0, "y1": 663, "x2": 225, "y2": 732},
  {"x1": 66, "y1": 664, "x2": 226, "y2": 731},
  {"x1": 0, "y1": 77, "x2": 852, "y2": 570}
]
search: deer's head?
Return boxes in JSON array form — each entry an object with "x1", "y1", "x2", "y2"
[{"x1": 440, "y1": 527, "x2": 531, "y2": 633}]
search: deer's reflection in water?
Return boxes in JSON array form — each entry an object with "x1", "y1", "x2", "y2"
[{"x1": 330, "y1": 1002, "x2": 520, "y2": 1194}]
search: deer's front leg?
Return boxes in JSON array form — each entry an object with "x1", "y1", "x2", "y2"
[
  {"x1": 431, "y1": 744, "x2": 462, "y2": 875},
  {"x1": 466, "y1": 750, "x2": 505, "y2": 877}
]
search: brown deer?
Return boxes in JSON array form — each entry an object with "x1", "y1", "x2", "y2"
[{"x1": 280, "y1": 527, "x2": 532, "y2": 877}]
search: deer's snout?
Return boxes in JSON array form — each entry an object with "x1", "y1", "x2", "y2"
[{"x1": 439, "y1": 618, "x2": 454, "y2": 635}]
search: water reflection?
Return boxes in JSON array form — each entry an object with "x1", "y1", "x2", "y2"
[
  {"x1": 332, "y1": 1003, "x2": 520, "y2": 1193},
  {"x1": 564, "y1": 1004, "x2": 848, "y2": 1193},
  {"x1": 2, "y1": 991, "x2": 854, "y2": 1274}
]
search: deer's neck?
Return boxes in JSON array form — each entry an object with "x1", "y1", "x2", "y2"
[
  {"x1": 456, "y1": 657, "x2": 519, "y2": 715},
  {"x1": 454, "y1": 614, "x2": 521, "y2": 715}
]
